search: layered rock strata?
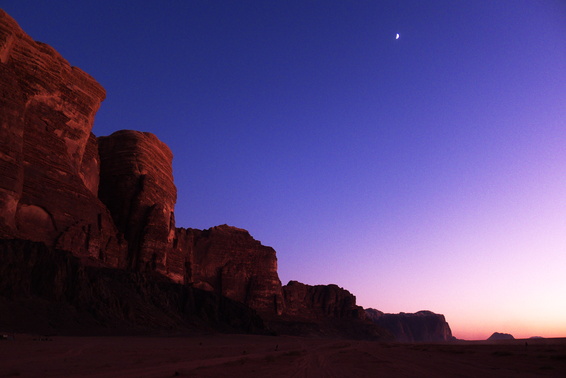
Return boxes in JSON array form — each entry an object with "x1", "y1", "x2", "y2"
[
  {"x1": 0, "y1": 9, "x2": 451, "y2": 340},
  {"x1": 96, "y1": 130, "x2": 284, "y2": 318},
  {"x1": 177, "y1": 225, "x2": 285, "y2": 318},
  {"x1": 282, "y1": 281, "x2": 365, "y2": 321},
  {"x1": 0, "y1": 9, "x2": 125, "y2": 265},
  {"x1": 98, "y1": 130, "x2": 177, "y2": 273}
]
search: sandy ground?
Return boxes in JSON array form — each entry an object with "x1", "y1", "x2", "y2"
[{"x1": 1, "y1": 334, "x2": 565, "y2": 377}]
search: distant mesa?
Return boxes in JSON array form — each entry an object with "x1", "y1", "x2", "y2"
[
  {"x1": 487, "y1": 332, "x2": 515, "y2": 341},
  {"x1": 365, "y1": 308, "x2": 454, "y2": 342}
]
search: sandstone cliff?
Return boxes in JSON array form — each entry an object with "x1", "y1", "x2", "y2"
[
  {"x1": 177, "y1": 225, "x2": 284, "y2": 318},
  {"x1": 282, "y1": 281, "x2": 365, "y2": 321},
  {"x1": 268, "y1": 281, "x2": 392, "y2": 340},
  {"x1": 0, "y1": 9, "x2": 125, "y2": 265},
  {"x1": 98, "y1": 130, "x2": 177, "y2": 274},
  {"x1": 0, "y1": 9, "x2": 449, "y2": 341},
  {"x1": 97, "y1": 134, "x2": 285, "y2": 320},
  {"x1": 365, "y1": 308, "x2": 453, "y2": 342},
  {"x1": 0, "y1": 239, "x2": 267, "y2": 335},
  {"x1": 0, "y1": 9, "x2": 282, "y2": 335}
]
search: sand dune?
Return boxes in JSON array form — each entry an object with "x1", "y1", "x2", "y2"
[{"x1": 1, "y1": 334, "x2": 565, "y2": 377}]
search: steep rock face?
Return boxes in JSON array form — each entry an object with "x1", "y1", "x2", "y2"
[
  {"x1": 282, "y1": 281, "x2": 365, "y2": 321},
  {"x1": 269, "y1": 281, "x2": 391, "y2": 340},
  {"x1": 176, "y1": 225, "x2": 284, "y2": 318},
  {"x1": 96, "y1": 133, "x2": 285, "y2": 320},
  {"x1": 98, "y1": 130, "x2": 177, "y2": 274},
  {"x1": 0, "y1": 239, "x2": 267, "y2": 335},
  {"x1": 365, "y1": 309, "x2": 453, "y2": 342},
  {"x1": 0, "y1": 10, "x2": 125, "y2": 265}
]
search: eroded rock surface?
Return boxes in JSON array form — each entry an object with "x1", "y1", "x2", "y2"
[
  {"x1": 177, "y1": 225, "x2": 285, "y2": 318},
  {"x1": 96, "y1": 133, "x2": 285, "y2": 320},
  {"x1": 0, "y1": 239, "x2": 267, "y2": 335},
  {"x1": 98, "y1": 130, "x2": 177, "y2": 273},
  {"x1": 365, "y1": 309, "x2": 453, "y2": 342},
  {"x1": 266, "y1": 280, "x2": 392, "y2": 340},
  {"x1": 0, "y1": 9, "x2": 452, "y2": 340},
  {"x1": 282, "y1": 280, "x2": 365, "y2": 321},
  {"x1": 0, "y1": 10, "x2": 125, "y2": 265}
]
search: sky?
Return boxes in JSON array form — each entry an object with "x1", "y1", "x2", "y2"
[{"x1": 3, "y1": 1, "x2": 565, "y2": 340}]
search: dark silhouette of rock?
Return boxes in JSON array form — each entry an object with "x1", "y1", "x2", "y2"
[
  {"x1": 0, "y1": 239, "x2": 267, "y2": 335},
  {"x1": 365, "y1": 308, "x2": 453, "y2": 342},
  {"x1": 488, "y1": 332, "x2": 515, "y2": 341},
  {"x1": 0, "y1": 10, "x2": 126, "y2": 265},
  {"x1": 282, "y1": 281, "x2": 365, "y2": 320},
  {"x1": 267, "y1": 281, "x2": 392, "y2": 340}
]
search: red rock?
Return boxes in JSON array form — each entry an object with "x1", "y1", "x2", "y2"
[
  {"x1": 281, "y1": 280, "x2": 365, "y2": 321},
  {"x1": 0, "y1": 10, "x2": 126, "y2": 265},
  {"x1": 0, "y1": 239, "x2": 267, "y2": 335},
  {"x1": 98, "y1": 130, "x2": 177, "y2": 273},
  {"x1": 0, "y1": 9, "x2": 450, "y2": 341},
  {"x1": 177, "y1": 225, "x2": 285, "y2": 318},
  {"x1": 97, "y1": 132, "x2": 284, "y2": 318},
  {"x1": 365, "y1": 309, "x2": 454, "y2": 342}
]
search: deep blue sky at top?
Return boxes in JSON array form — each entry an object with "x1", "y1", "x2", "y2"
[{"x1": 3, "y1": 1, "x2": 566, "y2": 337}]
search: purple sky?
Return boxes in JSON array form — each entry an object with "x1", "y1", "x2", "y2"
[{"x1": 3, "y1": 1, "x2": 565, "y2": 340}]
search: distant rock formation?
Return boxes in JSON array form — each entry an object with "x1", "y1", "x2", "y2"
[
  {"x1": 487, "y1": 332, "x2": 515, "y2": 341},
  {"x1": 266, "y1": 281, "x2": 392, "y2": 340},
  {"x1": 282, "y1": 281, "x2": 365, "y2": 320},
  {"x1": 365, "y1": 309, "x2": 453, "y2": 342}
]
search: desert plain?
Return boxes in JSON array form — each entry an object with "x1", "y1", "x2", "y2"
[{"x1": 1, "y1": 333, "x2": 566, "y2": 377}]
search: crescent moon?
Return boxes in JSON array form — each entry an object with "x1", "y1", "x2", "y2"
[{"x1": 396, "y1": 33, "x2": 400, "y2": 40}]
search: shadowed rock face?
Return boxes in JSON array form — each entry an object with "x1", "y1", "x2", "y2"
[
  {"x1": 365, "y1": 308, "x2": 453, "y2": 342},
  {"x1": 282, "y1": 281, "x2": 365, "y2": 321},
  {"x1": 268, "y1": 281, "x2": 392, "y2": 340},
  {"x1": 0, "y1": 10, "x2": 126, "y2": 265},
  {"x1": 0, "y1": 12, "x2": 285, "y2": 321},
  {"x1": 96, "y1": 133, "x2": 285, "y2": 318},
  {"x1": 98, "y1": 130, "x2": 177, "y2": 273},
  {"x1": 0, "y1": 239, "x2": 267, "y2": 335},
  {"x1": 176, "y1": 225, "x2": 285, "y2": 318},
  {"x1": 487, "y1": 332, "x2": 515, "y2": 341}
]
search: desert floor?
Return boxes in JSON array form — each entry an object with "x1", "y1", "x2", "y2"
[{"x1": 1, "y1": 334, "x2": 565, "y2": 377}]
